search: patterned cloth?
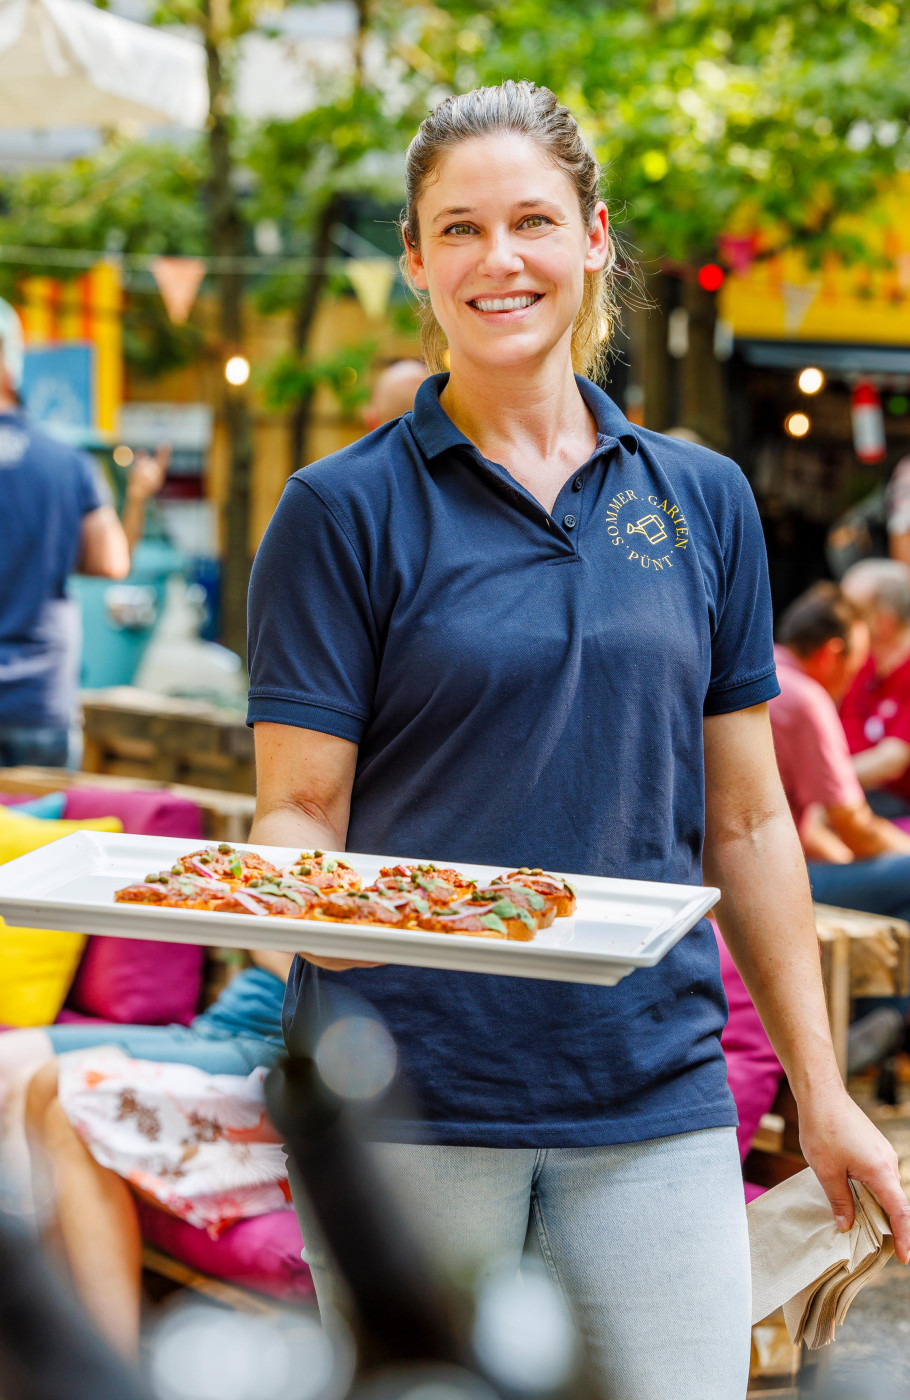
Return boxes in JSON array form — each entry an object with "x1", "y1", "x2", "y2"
[{"x1": 58, "y1": 1048, "x2": 292, "y2": 1237}]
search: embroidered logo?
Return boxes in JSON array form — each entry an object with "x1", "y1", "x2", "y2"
[{"x1": 605, "y1": 490, "x2": 688, "y2": 571}]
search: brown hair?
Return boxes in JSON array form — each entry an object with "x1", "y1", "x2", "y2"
[
  {"x1": 401, "y1": 80, "x2": 620, "y2": 380},
  {"x1": 776, "y1": 582, "x2": 863, "y2": 658}
]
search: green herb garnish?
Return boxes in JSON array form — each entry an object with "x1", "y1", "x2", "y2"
[{"x1": 480, "y1": 913, "x2": 507, "y2": 934}]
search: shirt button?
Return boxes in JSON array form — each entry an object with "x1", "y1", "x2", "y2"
[
  {"x1": 563, "y1": 514, "x2": 577, "y2": 530},
  {"x1": 572, "y1": 476, "x2": 583, "y2": 491}
]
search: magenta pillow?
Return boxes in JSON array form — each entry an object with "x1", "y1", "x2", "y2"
[
  {"x1": 65, "y1": 938, "x2": 204, "y2": 1026},
  {"x1": 715, "y1": 922, "x2": 784, "y2": 1164},
  {"x1": 62, "y1": 789, "x2": 205, "y2": 840},
  {"x1": 136, "y1": 1202, "x2": 314, "y2": 1301},
  {"x1": 60, "y1": 786, "x2": 206, "y2": 1025}
]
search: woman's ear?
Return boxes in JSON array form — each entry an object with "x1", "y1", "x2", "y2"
[
  {"x1": 405, "y1": 229, "x2": 429, "y2": 291},
  {"x1": 584, "y1": 201, "x2": 610, "y2": 274}
]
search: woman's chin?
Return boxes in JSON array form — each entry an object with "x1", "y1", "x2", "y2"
[{"x1": 456, "y1": 330, "x2": 568, "y2": 374}]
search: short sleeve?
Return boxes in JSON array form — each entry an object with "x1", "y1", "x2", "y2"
[
  {"x1": 887, "y1": 456, "x2": 910, "y2": 536},
  {"x1": 246, "y1": 478, "x2": 379, "y2": 743},
  {"x1": 75, "y1": 451, "x2": 107, "y2": 515},
  {"x1": 703, "y1": 467, "x2": 780, "y2": 716}
]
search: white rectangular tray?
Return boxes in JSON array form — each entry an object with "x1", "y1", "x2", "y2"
[{"x1": 0, "y1": 832, "x2": 719, "y2": 987}]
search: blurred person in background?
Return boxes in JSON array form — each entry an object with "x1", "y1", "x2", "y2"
[
  {"x1": 840, "y1": 559, "x2": 910, "y2": 818},
  {"x1": 363, "y1": 358, "x2": 427, "y2": 432},
  {"x1": 771, "y1": 582, "x2": 910, "y2": 1061},
  {"x1": 0, "y1": 299, "x2": 163, "y2": 769},
  {"x1": 771, "y1": 582, "x2": 910, "y2": 908}
]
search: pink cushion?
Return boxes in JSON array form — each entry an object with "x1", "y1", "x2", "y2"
[
  {"x1": 136, "y1": 1202, "x2": 314, "y2": 1301},
  {"x1": 60, "y1": 787, "x2": 205, "y2": 1025},
  {"x1": 65, "y1": 937, "x2": 204, "y2": 1026},
  {"x1": 715, "y1": 923, "x2": 784, "y2": 1164},
  {"x1": 62, "y1": 788, "x2": 205, "y2": 840}
]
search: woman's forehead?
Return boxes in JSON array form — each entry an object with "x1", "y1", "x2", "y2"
[{"x1": 420, "y1": 132, "x2": 575, "y2": 211}]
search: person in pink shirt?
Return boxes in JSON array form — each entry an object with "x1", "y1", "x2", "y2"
[
  {"x1": 771, "y1": 582, "x2": 910, "y2": 1058},
  {"x1": 840, "y1": 559, "x2": 910, "y2": 817}
]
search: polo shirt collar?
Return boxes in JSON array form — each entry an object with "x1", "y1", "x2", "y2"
[{"x1": 408, "y1": 372, "x2": 639, "y2": 460}]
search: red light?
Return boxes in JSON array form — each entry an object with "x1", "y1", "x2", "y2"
[{"x1": 697, "y1": 263, "x2": 725, "y2": 292}]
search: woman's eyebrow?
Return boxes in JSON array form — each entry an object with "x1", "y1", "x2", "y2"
[{"x1": 431, "y1": 197, "x2": 565, "y2": 224}]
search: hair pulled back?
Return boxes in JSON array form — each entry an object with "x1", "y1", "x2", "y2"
[{"x1": 401, "y1": 80, "x2": 618, "y2": 380}]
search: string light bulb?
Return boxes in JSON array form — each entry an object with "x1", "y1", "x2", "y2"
[
  {"x1": 785, "y1": 412, "x2": 811, "y2": 438},
  {"x1": 224, "y1": 355, "x2": 250, "y2": 387},
  {"x1": 798, "y1": 367, "x2": 825, "y2": 395}
]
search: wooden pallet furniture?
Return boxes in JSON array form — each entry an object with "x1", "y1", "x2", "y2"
[
  {"x1": 0, "y1": 765, "x2": 256, "y2": 843},
  {"x1": 79, "y1": 687, "x2": 255, "y2": 794}
]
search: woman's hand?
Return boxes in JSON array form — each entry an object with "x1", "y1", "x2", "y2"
[{"x1": 798, "y1": 1083, "x2": 910, "y2": 1264}]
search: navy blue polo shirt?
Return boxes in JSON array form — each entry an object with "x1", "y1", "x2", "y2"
[
  {"x1": 0, "y1": 413, "x2": 103, "y2": 728},
  {"x1": 247, "y1": 374, "x2": 779, "y2": 1148}
]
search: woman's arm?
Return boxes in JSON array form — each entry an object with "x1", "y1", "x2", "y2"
[
  {"x1": 248, "y1": 722, "x2": 381, "y2": 972},
  {"x1": 703, "y1": 703, "x2": 910, "y2": 1262}
]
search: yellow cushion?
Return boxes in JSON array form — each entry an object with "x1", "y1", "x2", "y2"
[{"x1": 0, "y1": 806, "x2": 123, "y2": 1027}]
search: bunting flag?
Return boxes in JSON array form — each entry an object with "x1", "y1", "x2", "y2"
[
  {"x1": 718, "y1": 233, "x2": 757, "y2": 277},
  {"x1": 346, "y1": 258, "x2": 396, "y2": 320},
  {"x1": 150, "y1": 256, "x2": 206, "y2": 325},
  {"x1": 780, "y1": 280, "x2": 819, "y2": 334}
]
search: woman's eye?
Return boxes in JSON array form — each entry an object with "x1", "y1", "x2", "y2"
[
  {"x1": 443, "y1": 223, "x2": 476, "y2": 236},
  {"x1": 520, "y1": 215, "x2": 552, "y2": 230}
]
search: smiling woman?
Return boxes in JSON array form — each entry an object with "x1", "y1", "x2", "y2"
[{"x1": 246, "y1": 80, "x2": 910, "y2": 1400}]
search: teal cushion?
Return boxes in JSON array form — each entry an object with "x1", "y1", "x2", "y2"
[{"x1": 14, "y1": 792, "x2": 67, "y2": 820}]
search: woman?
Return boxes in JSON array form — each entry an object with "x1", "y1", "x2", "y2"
[{"x1": 247, "y1": 82, "x2": 909, "y2": 1399}]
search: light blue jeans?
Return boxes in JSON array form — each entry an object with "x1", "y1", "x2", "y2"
[{"x1": 292, "y1": 1126, "x2": 751, "y2": 1400}]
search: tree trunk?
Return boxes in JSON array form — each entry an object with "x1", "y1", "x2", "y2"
[
  {"x1": 289, "y1": 193, "x2": 343, "y2": 475},
  {"x1": 204, "y1": 0, "x2": 253, "y2": 662},
  {"x1": 678, "y1": 281, "x2": 728, "y2": 450}
]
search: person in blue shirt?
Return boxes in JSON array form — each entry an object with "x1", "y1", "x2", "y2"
[
  {"x1": 0, "y1": 299, "x2": 134, "y2": 768},
  {"x1": 247, "y1": 82, "x2": 910, "y2": 1398}
]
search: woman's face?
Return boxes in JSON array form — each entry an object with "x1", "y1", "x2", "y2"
[{"x1": 407, "y1": 132, "x2": 609, "y2": 375}]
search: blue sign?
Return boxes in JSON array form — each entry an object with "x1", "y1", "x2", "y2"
[{"x1": 22, "y1": 343, "x2": 94, "y2": 430}]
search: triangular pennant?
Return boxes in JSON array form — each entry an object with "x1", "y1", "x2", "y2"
[
  {"x1": 780, "y1": 280, "x2": 819, "y2": 334},
  {"x1": 347, "y1": 259, "x2": 395, "y2": 320},
  {"x1": 150, "y1": 256, "x2": 206, "y2": 325}
]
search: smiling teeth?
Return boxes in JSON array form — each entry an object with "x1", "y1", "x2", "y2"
[{"x1": 472, "y1": 294, "x2": 539, "y2": 312}]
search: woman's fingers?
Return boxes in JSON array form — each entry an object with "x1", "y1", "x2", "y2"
[
  {"x1": 858, "y1": 1163, "x2": 910, "y2": 1265},
  {"x1": 815, "y1": 1167, "x2": 856, "y2": 1234}
]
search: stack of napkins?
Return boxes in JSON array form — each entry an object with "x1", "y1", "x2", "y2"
[{"x1": 749, "y1": 1168, "x2": 894, "y2": 1348}]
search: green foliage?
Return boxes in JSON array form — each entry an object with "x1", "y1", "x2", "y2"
[
  {"x1": 260, "y1": 341, "x2": 376, "y2": 415},
  {"x1": 407, "y1": 0, "x2": 910, "y2": 262}
]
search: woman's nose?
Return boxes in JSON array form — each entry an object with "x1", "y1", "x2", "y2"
[{"x1": 478, "y1": 229, "x2": 523, "y2": 278}]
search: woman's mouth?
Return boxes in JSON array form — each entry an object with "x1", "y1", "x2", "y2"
[{"x1": 468, "y1": 293, "x2": 543, "y2": 314}]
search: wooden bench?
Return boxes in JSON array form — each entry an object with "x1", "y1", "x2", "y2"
[{"x1": 80, "y1": 686, "x2": 255, "y2": 794}]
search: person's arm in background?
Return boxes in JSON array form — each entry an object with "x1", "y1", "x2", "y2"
[
  {"x1": 798, "y1": 803, "x2": 855, "y2": 864},
  {"x1": 120, "y1": 446, "x2": 170, "y2": 552},
  {"x1": 852, "y1": 736, "x2": 910, "y2": 789},
  {"x1": 703, "y1": 702, "x2": 910, "y2": 1258},
  {"x1": 826, "y1": 798, "x2": 910, "y2": 856},
  {"x1": 77, "y1": 506, "x2": 130, "y2": 579},
  {"x1": 248, "y1": 722, "x2": 378, "y2": 972}
]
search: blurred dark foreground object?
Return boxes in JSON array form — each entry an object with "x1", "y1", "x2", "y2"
[{"x1": 0, "y1": 1214, "x2": 152, "y2": 1400}]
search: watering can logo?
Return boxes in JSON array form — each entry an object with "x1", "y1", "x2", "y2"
[{"x1": 626, "y1": 514, "x2": 667, "y2": 546}]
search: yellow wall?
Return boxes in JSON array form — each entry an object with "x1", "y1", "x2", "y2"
[{"x1": 720, "y1": 178, "x2": 910, "y2": 344}]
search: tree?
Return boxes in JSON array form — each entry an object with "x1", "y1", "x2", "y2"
[
  {"x1": 407, "y1": 0, "x2": 910, "y2": 436},
  {"x1": 246, "y1": 9, "x2": 429, "y2": 473}
]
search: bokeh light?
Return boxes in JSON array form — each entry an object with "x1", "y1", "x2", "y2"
[
  {"x1": 697, "y1": 263, "x2": 725, "y2": 292},
  {"x1": 224, "y1": 355, "x2": 251, "y2": 386},
  {"x1": 112, "y1": 444, "x2": 134, "y2": 467},
  {"x1": 797, "y1": 367, "x2": 825, "y2": 395},
  {"x1": 315, "y1": 1015, "x2": 397, "y2": 1100},
  {"x1": 785, "y1": 412, "x2": 811, "y2": 438},
  {"x1": 472, "y1": 1263, "x2": 579, "y2": 1395}
]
